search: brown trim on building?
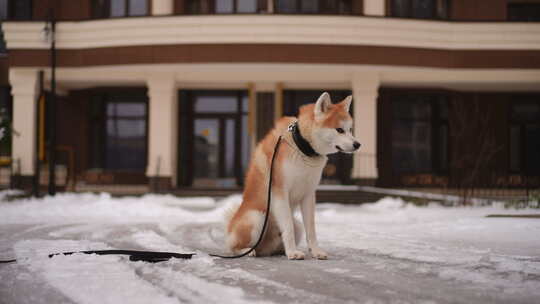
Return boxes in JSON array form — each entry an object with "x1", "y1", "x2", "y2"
[
  {"x1": 33, "y1": 0, "x2": 92, "y2": 21},
  {"x1": 451, "y1": 0, "x2": 507, "y2": 21},
  {"x1": 32, "y1": 0, "x2": 153, "y2": 21},
  {"x1": 174, "y1": 0, "x2": 186, "y2": 14},
  {"x1": 258, "y1": 0, "x2": 268, "y2": 13},
  {"x1": 8, "y1": 44, "x2": 540, "y2": 69},
  {"x1": 149, "y1": 176, "x2": 173, "y2": 192},
  {"x1": 84, "y1": 171, "x2": 149, "y2": 185}
]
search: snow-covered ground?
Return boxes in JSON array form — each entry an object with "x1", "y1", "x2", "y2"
[{"x1": 1, "y1": 192, "x2": 539, "y2": 304}]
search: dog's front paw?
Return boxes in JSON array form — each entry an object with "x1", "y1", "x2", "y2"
[
  {"x1": 310, "y1": 247, "x2": 328, "y2": 260},
  {"x1": 286, "y1": 250, "x2": 305, "y2": 260}
]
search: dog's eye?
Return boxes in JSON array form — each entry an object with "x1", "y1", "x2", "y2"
[{"x1": 336, "y1": 128, "x2": 345, "y2": 134}]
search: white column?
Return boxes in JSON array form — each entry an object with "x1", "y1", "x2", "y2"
[
  {"x1": 364, "y1": 0, "x2": 385, "y2": 16},
  {"x1": 151, "y1": 0, "x2": 174, "y2": 15},
  {"x1": 10, "y1": 69, "x2": 39, "y2": 176},
  {"x1": 351, "y1": 72, "x2": 379, "y2": 179},
  {"x1": 146, "y1": 74, "x2": 178, "y2": 184}
]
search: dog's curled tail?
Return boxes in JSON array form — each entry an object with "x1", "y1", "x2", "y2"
[
  {"x1": 222, "y1": 199, "x2": 243, "y2": 252},
  {"x1": 223, "y1": 199, "x2": 242, "y2": 232}
]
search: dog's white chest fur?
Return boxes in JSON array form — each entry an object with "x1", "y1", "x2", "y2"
[{"x1": 282, "y1": 149, "x2": 327, "y2": 207}]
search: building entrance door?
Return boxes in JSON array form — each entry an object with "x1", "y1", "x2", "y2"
[
  {"x1": 178, "y1": 90, "x2": 250, "y2": 188},
  {"x1": 193, "y1": 117, "x2": 238, "y2": 187}
]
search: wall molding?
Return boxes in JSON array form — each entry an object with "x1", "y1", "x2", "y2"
[
  {"x1": 4, "y1": 15, "x2": 540, "y2": 51},
  {"x1": 10, "y1": 64, "x2": 540, "y2": 92}
]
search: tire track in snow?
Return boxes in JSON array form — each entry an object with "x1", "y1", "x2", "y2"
[
  {"x1": 129, "y1": 224, "x2": 335, "y2": 304},
  {"x1": 13, "y1": 239, "x2": 180, "y2": 304},
  {"x1": 131, "y1": 260, "x2": 256, "y2": 304}
]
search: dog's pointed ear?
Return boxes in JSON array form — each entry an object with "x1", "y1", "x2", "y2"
[
  {"x1": 342, "y1": 95, "x2": 352, "y2": 112},
  {"x1": 314, "y1": 92, "x2": 331, "y2": 117}
]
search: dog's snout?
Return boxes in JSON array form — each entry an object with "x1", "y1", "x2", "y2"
[{"x1": 353, "y1": 141, "x2": 361, "y2": 150}]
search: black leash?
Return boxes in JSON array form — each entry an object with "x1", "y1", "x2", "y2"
[
  {"x1": 50, "y1": 250, "x2": 194, "y2": 263},
  {"x1": 0, "y1": 136, "x2": 283, "y2": 264},
  {"x1": 0, "y1": 259, "x2": 16, "y2": 264}
]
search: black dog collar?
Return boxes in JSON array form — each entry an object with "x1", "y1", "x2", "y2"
[{"x1": 288, "y1": 121, "x2": 320, "y2": 157}]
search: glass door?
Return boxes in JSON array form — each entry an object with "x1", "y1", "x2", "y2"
[
  {"x1": 178, "y1": 90, "x2": 249, "y2": 188},
  {"x1": 193, "y1": 117, "x2": 238, "y2": 187},
  {"x1": 193, "y1": 119, "x2": 220, "y2": 180}
]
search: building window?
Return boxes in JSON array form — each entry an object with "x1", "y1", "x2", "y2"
[
  {"x1": 509, "y1": 98, "x2": 540, "y2": 175},
  {"x1": 0, "y1": 24, "x2": 6, "y2": 54},
  {"x1": 89, "y1": 92, "x2": 147, "y2": 171},
  {"x1": 275, "y1": 0, "x2": 352, "y2": 14},
  {"x1": 178, "y1": 90, "x2": 250, "y2": 187},
  {"x1": 105, "y1": 102, "x2": 147, "y2": 170},
  {"x1": 0, "y1": 0, "x2": 6, "y2": 20},
  {"x1": 391, "y1": 94, "x2": 448, "y2": 174},
  {"x1": 186, "y1": 0, "x2": 260, "y2": 14},
  {"x1": 0, "y1": 1, "x2": 5, "y2": 53},
  {"x1": 0, "y1": 86, "x2": 11, "y2": 157},
  {"x1": 0, "y1": 0, "x2": 32, "y2": 20},
  {"x1": 390, "y1": 0, "x2": 449, "y2": 20},
  {"x1": 508, "y1": 3, "x2": 540, "y2": 21},
  {"x1": 93, "y1": 0, "x2": 148, "y2": 18}
]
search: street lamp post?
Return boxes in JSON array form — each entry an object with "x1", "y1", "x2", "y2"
[{"x1": 44, "y1": 9, "x2": 57, "y2": 196}]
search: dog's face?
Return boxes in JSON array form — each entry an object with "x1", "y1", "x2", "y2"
[{"x1": 300, "y1": 92, "x2": 361, "y2": 155}]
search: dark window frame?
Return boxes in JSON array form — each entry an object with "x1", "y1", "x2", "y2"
[
  {"x1": 389, "y1": 90, "x2": 449, "y2": 175},
  {"x1": 274, "y1": 0, "x2": 353, "y2": 15},
  {"x1": 88, "y1": 89, "x2": 148, "y2": 172},
  {"x1": 186, "y1": 0, "x2": 263, "y2": 14},
  {"x1": 0, "y1": 23, "x2": 6, "y2": 54},
  {"x1": 1, "y1": 0, "x2": 33, "y2": 21},
  {"x1": 508, "y1": 96, "x2": 540, "y2": 176},
  {"x1": 92, "y1": 0, "x2": 150, "y2": 19},
  {"x1": 105, "y1": 101, "x2": 148, "y2": 170},
  {"x1": 387, "y1": 0, "x2": 450, "y2": 20},
  {"x1": 507, "y1": 2, "x2": 540, "y2": 22},
  {"x1": 216, "y1": 0, "x2": 258, "y2": 14},
  {"x1": 178, "y1": 90, "x2": 249, "y2": 187},
  {"x1": 0, "y1": 85, "x2": 12, "y2": 157}
]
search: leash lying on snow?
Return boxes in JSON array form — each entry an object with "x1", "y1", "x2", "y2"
[{"x1": 0, "y1": 136, "x2": 283, "y2": 264}]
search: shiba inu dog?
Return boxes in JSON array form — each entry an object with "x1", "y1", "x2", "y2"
[{"x1": 225, "y1": 92, "x2": 361, "y2": 260}]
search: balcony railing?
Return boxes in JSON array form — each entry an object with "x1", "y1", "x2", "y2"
[
  {"x1": 184, "y1": 0, "x2": 354, "y2": 15},
  {"x1": 2, "y1": 0, "x2": 539, "y2": 22}
]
